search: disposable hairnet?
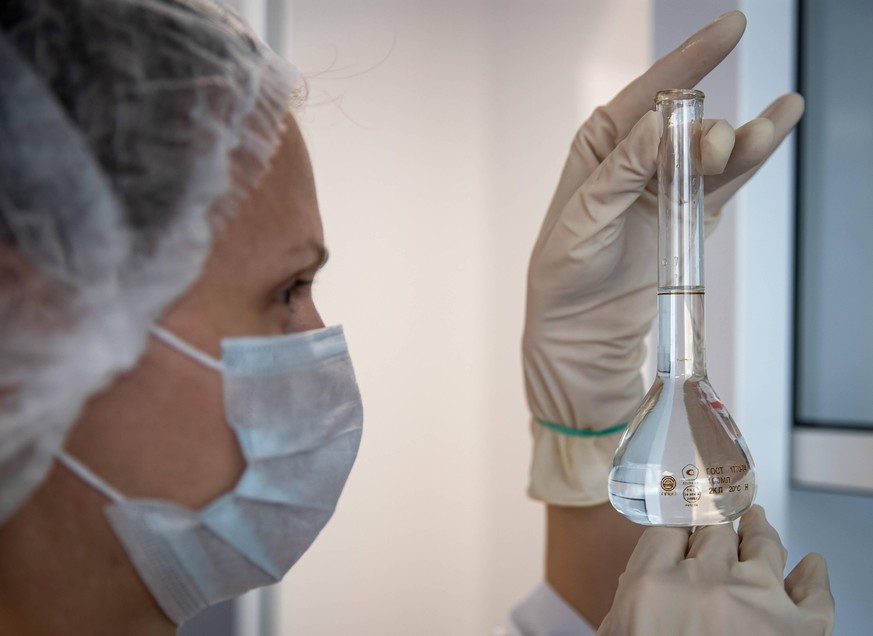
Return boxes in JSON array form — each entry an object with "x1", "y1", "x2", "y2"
[{"x1": 0, "y1": 0, "x2": 301, "y2": 522}]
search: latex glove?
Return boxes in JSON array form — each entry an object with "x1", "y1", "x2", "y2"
[
  {"x1": 524, "y1": 10, "x2": 805, "y2": 505},
  {"x1": 597, "y1": 506, "x2": 835, "y2": 635}
]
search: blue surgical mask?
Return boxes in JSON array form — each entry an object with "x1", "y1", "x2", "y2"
[{"x1": 57, "y1": 325, "x2": 363, "y2": 625}]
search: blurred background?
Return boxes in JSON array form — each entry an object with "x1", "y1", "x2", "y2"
[{"x1": 181, "y1": 1, "x2": 873, "y2": 634}]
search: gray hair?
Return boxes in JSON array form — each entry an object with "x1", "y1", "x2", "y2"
[{"x1": 0, "y1": 0, "x2": 301, "y2": 521}]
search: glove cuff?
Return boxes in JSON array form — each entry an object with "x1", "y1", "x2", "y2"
[
  {"x1": 527, "y1": 418, "x2": 627, "y2": 506},
  {"x1": 535, "y1": 417, "x2": 628, "y2": 438}
]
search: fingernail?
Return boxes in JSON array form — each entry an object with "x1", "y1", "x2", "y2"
[{"x1": 711, "y1": 9, "x2": 745, "y2": 25}]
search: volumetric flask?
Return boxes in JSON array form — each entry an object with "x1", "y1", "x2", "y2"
[{"x1": 608, "y1": 89, "x2": 756, "y2": 526}]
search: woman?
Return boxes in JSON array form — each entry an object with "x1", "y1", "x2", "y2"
[{"x1": 0, "y1": 1, "x2": 833, "y2": 634}]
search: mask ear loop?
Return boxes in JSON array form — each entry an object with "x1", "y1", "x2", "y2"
[
  {"x1": 56, "y1": 450, "x2": 125, "y2": 503},
  {"x1": 56, "y1": 327, "x2": 223, "y2": 505},
  {"x1": 150, "y1": 325, "x2": 223, "y2": 372}
]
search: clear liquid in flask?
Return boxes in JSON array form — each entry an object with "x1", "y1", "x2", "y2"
[{"x1": 609, "y1": 375, "x2": 756, "y2": 524}]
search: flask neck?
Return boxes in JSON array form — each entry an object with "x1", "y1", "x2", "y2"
[
  {"x1": 655, "y1": 90, "x2": 706, "y2": 379},
  {"x1": 657, "y1": 289, "x2": 706, "y2": 378},
  {"x1": 657, "y1": 90, "x2": 704, "y2": 289}
]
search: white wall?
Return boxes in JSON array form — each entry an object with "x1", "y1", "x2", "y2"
[
  {"x1": 284, "y1": 5, "x2": 492, "y2": 634},
  {"x1": 273, "y1": 2, "x2": 650, "y2": 633}
]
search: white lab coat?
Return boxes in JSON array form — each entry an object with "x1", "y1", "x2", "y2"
[{"x1": 502, "y1": 582, "x2": 596, "y2": 636}]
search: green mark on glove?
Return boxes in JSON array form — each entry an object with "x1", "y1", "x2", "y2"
[{"x1": 535, "y1": 418, "x2": 628, "y2": 437}]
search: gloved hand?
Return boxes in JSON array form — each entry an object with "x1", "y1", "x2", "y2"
[
  {"x1": 524, "y1": 10, "x2": 805, "y2": 505},
  {"x1": 597, "y1": 505, "x2": 835, "y2": 635}
]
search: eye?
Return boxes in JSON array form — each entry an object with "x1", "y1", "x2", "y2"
[{"x1": 276, "y1": 279, "x2": 314, "y2": 306}]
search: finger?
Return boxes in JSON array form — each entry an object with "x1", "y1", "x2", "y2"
[
  {"x1": 786, "y1": 553, "x2": 836, "y2": 630},
  {"x1": 686, "y1": 522, "x2": 739, "y2": 566},
  {"x1": 643, "y1": 117, "x2": 737, "y2": 198},
  {"x1": 738, "y1": 505, "x2": 788, "y2": 581},
  {"x1": 700, "y1": 119, "x2": 736, "y2": 175},
  {"x1": 786, "y1": 553, "x2": 833, "y2": 606},
  {"x1": 625, "y1": 526, "x2": 691, "y2": 575},
  {"x1": 700, "y1": 118, "x2": 773, "y2": 236},
  {"x1": 705, "y1": 93, "x2": 803, "y2": 210},
  {"x1": 552, "y1": 11, "x2": 745, "y2": 220},
  {"x1": 704, "y1": 117, "x2": 775, "y2": 191},
  {"x1": 701, "y1": 118, "x2": 773, "y2": 225},
  {"x1": 602, "y1": 11, "x2": 746, "y2": 153},
  {"x1": 556, "y1": 110, "x2": 661, "y2": 244},
  {"x1": 758, "y1": 91, "x2": 806, "y2": 139}
]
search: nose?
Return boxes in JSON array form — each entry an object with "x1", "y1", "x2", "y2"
[{"x1": 293, "y1": 299, "x2": 325, "y2": 332}]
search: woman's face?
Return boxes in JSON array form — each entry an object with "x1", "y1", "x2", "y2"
[{"x1": 63, "y1": 114, "x2": 327, "y2": 509}]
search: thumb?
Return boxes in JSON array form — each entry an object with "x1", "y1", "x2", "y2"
[
  {"x1": 785, "y1": 553, "x2": 835, "y2": 632},
  {"x1": 555, "y1": 110, "x2": 662, "y2": 244}
]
